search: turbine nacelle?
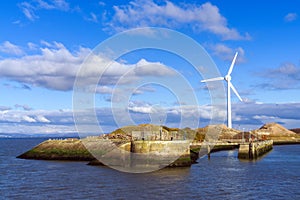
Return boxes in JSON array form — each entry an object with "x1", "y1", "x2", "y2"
[{"x1": 224, "y1": 75, "x2": 231, "y2": 82}]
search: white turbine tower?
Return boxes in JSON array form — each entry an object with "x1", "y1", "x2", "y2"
[{"x1": 201, "y1": 52, "x2": 243, "y2": 128}]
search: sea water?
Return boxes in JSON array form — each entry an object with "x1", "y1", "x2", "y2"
[{"x1": 1, "y1": 138, "x2": 299, "y2": 200}]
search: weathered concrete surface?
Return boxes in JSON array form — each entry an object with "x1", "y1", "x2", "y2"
[
  {"x1": 131, "y1": 141, "x2": 191, "y2": 167},
  {"x1": 17, "y1": 138, "x2": 192, "y2": 169},
  {"x1": 89, "y1": 140, "x2": 192, "y2": 169},
  {"x1": 238, "y1": 140, "x2": 273, "y2": 159},
  {"x1": 190, "y1": 143, "x2": 239, "y2": 158},
  {"x1": 238, "y1": 144, "x2": 250, "y2": 159}
]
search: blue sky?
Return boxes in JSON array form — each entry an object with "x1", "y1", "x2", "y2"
[{"x1": 0, "y1": 0, "x2": 300, "y2": 135}]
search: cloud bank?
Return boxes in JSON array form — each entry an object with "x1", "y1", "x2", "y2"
[
  {"x1": 1, "y1": 101, "x2": 300, "y2": 135},
  {"x1": 0, "y1": 41, "x2": 174, "y2": 91},
  {"x1": 256, "y1": 62, "x2": 300, "y2": 90},
  {"x1": 105, "y1": 0, "x2": 250, "y2": 40}
]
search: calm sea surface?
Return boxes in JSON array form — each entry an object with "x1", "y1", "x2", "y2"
[{"x1": 1, "y1": 138, "x2": 300, "y2": 200}]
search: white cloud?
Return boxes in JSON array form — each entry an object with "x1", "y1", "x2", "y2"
[
  {"x1": 232, "y1": 102, "x2": 300, "y2": 129},
  {"x1": 40, "y1": 40, "x2": 53, "y2": 47},
  {"x1": 36, "y1": 115, "x2": 51, "y2": 123},
  {"x1": 51, "y1": 0, "x2": 69, "y2": 10},
  {"x1": 133, "y1": 59, "x2": 175, "y2": 76},
  {"x1": 27, "y1": 42, "x2": 38, "y2": 50},
  {"x1": 284, "y1": 13, "x2": 297, "y2": 22},
  {"x1": 0, "y1": 109, "x2": 67, "y2": 124},
  {"x1": 19, "y1": 2, "x2": 37, "y2": 21},
  {"x1": 105, "y1": 0, "x2": 249, "y2": 40},
  {"x1": 127, "y1": 101, "x2": 300, "y2": 130},
  {"x1": 0, "y1": 41, "x2": 176, "y2": 91},
  {"x1": 19, "y1": 0, "x2": 70, "y2": 21},
  {"x1": 22, "y1": 115, "x2": 36, "y2": 123},
  {"x1": 275, "y1": 63, "x2": 298, "y2": 74},
  {"x1": 128, "y1": 101, "x2": 151, "y2": 113},
  {"x1": 129, "y1": 105, "x2": 154, "y2": 114},
  {"x1": 86, "y1": 12, "x2": 98, "y2": 23},
  {"x1": 128, "y1": 101, "x2": 220, "y2": 120},
  {"x1": 0, "y1": 41, "x2": 87, "y2": 90},
  {"x1": 0, "y1": 123, "x2": 76, "y2": 135},
  {"x1": 95, "y1": 86, "x2": 114, "y2": 94},
  {"x1": 256, "y1": 62, "x2": 300, "y2": 90},
  {"x1": 209, "y1": 43, "x2": 245, "y2": 63},
  {"x1": 36, "y1": 0, "x2": 54, "y2": 9},
  {"x1": 1, "y1": 101, "x2": 300, "y2": 135},
  {"x1": 0, "y1": 41, "x2": 24, "y2": 56}
]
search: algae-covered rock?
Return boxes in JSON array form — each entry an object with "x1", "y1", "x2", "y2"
[{"x1": 17, "y1": 138, "x2": 94, "y2": 161}]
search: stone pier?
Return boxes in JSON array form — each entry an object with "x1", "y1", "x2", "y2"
[
  {"x1": 238, "y1": 140, "x2": 273, "y2": 159},
  {"x1": 129, "y1": 140, "x2": 192, "y2": 167}
]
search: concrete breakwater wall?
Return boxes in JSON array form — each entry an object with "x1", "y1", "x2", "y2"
[
  {"x1": 238, "y1": 140, "x2": 273, "y2": 159},
  {"x1": 130, "y1": 140, "x2": 191, "y2": 167},
  {"x1": 88, "y1": 140, "x2": 192, "y2": 172},
  {"x1": 18, "y1": 138, "x2": 192, "y2": 169},
  {"x1": 18, "y1": 138, "x2": 276, "y2": 170}
]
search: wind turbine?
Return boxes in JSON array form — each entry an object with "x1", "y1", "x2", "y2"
[{"x1": 201, "y1": 52, "x2": 243, "y2": 128}]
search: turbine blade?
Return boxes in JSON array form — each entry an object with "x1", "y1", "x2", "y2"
[
  {"x1": 227, "y1": 52, "x2": 238, "y2": 76},
  {"x1": 201, "y1": 77, "x2": 224, "y2": 82},
  {"x1": 229, "y1": 82, "x2": 243, "y2": 101}
]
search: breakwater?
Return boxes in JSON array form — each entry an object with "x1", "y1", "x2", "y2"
[
  {"x1": 17, "y1": 138, "x2": 275, "y2": 169},
  {"x1": 17, "y1": 138, "x2": 192, "y2": 168},
  {"x1": 238, "y1": 140, "x2": 273, "y2": 159},
  {"x1": 130, "y1": 140, "x2": 191, "y2": 167}
]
